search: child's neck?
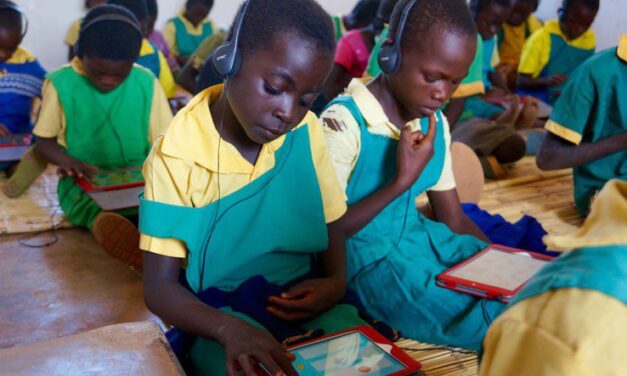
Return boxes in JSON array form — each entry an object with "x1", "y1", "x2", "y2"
[
  {"x1": 209, "y1": 91, "x2": 262, "y2": 166},
  {"x1": 367, "y1": 75, "x2": 414, "y2": 130}
]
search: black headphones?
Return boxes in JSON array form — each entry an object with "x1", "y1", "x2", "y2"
[
  {"x1": 377, "y1": 0, "x2": 417, "y2": 74},
  {"x1": 211, "y1": 0, "x2": 250, "y2": 79},
  {"x1": 74, "y1": 6, "x2": 142, "y2": 57},
  {"x1": 0, "y1": 1, "x2": 29, "y2": 38}
]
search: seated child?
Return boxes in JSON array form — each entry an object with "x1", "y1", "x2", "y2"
[
  {"x1": 517, "y1": 0, "x2": 598, "y2": 105},
  {"x1": 163, "y1": 0, "x2": 217, "y2": 66},
  {"x1": 175, "y1": 30, "x2": 226, "y2": 94},
  {"x1": 321, "y1": 0, "x2": 506, "y2": 350},
  {"x1": 0, "y1": 1, "x2": 46, "y2": 173},
  {"x1": 537, "y1": 35, "x2": 627, "y2": 216},
  {"x1": 331, "y1": 0, "x2": 380, "y2": 42},
  {"x1": 65, "y1": 0, "x2": 107, "y2": 61},
  {"x1": 139, "y1": 0, "x2": 367, "y2": 374},
  {"x1": 497, "y1": 0, "x2": 542, "y2": 87},
  {"x1": 33, "y1": 5, "x2": 172, "y2": 268},
  {"x1": 108, "y1": 0, "x2": 176, "y2": 99},
  {"x1": 146, "y1": 0, "x2": 180, "y2": 75},
  {"x1": 481, "y1": 179, "x2": 627, "y2": 376}
]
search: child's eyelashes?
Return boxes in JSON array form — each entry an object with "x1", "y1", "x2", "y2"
[
  {"x1": 263, "y1": 82, "x2": 282, "y2": 96},
  {"x1": 423, "y1": 74, "x2": 439, "y2": 83}
]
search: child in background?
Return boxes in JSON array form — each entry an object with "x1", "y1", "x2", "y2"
[
  {"x1": 331, "y1": 0, "x2": 380, "y2": 42},
  {"x1": 175, "y1": 29, "x2": 226, "y2": 94},
  {"x1": 0, "y1": 1, "x2": 46, "y2": 174},
  {"x1": 517, "y1": 0, "x2": 598, "y2": 105},
  {"x1": 65, "y1": 0, "x2": 107, "y2": 61},
  {"x1": 140, "y1": 0, "x2": 367, "y2": 374},
  {"x1": 108, "y1": 0, "x2": 176, "y2": 99},
  {"x1": 321, "y1": 0, "x2": 505, "y2": 350},
  {"x1": 537, "y1": 35, "x2": 627, "y2": 216},
  {"x1": 34, "y1": 5, "x2": 172, "y2": 268},
  {"x1": 163, "y1": 0, "x2": 217, "y2": 65},
  {"x1": 497, "y1": 0, "x2": 542, "y2": 87},
  {"x1": 146, "y1": 0, "x2": 180, "y2": 75}
]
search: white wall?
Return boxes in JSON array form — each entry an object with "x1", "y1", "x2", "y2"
[{"x1": 14, "y1": 0, "x2": 627, "y2": 71}]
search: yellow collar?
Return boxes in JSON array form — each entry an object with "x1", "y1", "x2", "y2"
[
  {"x1": 177, "y1": 11, "x2": 210, "y2": 36},
  {"x1": 70, "y1": 57, "x2": 86, "y2": 75},
  {"x1": 6, "y1": 47, "x2": 36, "y2": 64},
  {"x1": 160, "y1": 84, "x2": 297, "y2": 173},
  {"x1": 544, "y1": 19, "x2": 596, "y2": 49},
  {"x1": 617, "y1": 34, "x2": 627, "y2": 62},
  {"x1": 140, "y1": 39, "x2": 156, "y2": 56}
]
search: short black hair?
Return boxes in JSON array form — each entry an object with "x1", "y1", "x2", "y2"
[
  {"x1": 389, "y1": 0, "x2": 477, "y2": 52},
  {"x1": 237, "y1": 0, "x2": 335, "y2": 59},
  {"x1": 186, "y1": 0, "x2": 214, "y2": 9},
  {"x1": 563, "y1": 0, "x2": 600, "y2": 14},
  {"x1": 107, "y1": 0, "x2": 147, "y2": 21},
  {"x1": 0, "y1": 0, "x2": 23, "y2": 34},
  {"x1": 469, "y1": 0, "x2": 512, "y2": 16},
  {"x1": 145, "y1": 0, "x2": 157, "y2": 17},
  {"x1": 78, "y1": 4, "x2": 143, "y2": 61},
  {"x1": 349, "y1": 0, "x2": 380, "y2": 25}
]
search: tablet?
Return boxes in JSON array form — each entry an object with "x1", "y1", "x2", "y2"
[
  {"x1": 277, "y1": 326, "x2": 422, "y2": 376},
  {"x1": 436, "y1": 245, "x2": 554, "y2": 303},
  {"x1": 0, "y1": 134, "x2": 32, "y2": 162},
  {"x1": 76, "y1": 167, "x2": 144, "y2": 211}
]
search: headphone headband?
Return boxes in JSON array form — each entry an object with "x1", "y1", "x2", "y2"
[
  {"x1": 80, "y1": 13, "x2": 142, "y2": 37},
  {"x1": 377, "y1": 0, "x2": 417, "y2": 74},
  {"x1": 0, "y1": 2, "x2": 29, "y2": 38},
  {"x1": 211, "y1": 0, "x2": 251, "y2": 79}
]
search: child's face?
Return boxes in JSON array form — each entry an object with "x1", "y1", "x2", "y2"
[
  {"x1": 0, "y1": 27, "x2": 21, "y2": 64},
  {"x1": 508, "y1": 0, "x2": 536, "y2": 26},
  {"x1": 82, "y1": 56, "x2": 134, "y2": 93},
  {"x1": 388, "y1": 32, "x2": 476, "y2": 119},
  {"x1": 186, "y1": 3, "x2": 211, "y2": 26},
  {"x1": 226, "y1": 33, "x2": 332, "y2": 144},
  {"x1": 560, "y1": 3, "x2": 596, "y2": 40},
  {"x1": 476, "y1": 2, "x2": 512, "y2": 40}
]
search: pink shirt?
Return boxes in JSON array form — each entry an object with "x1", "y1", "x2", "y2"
[{"x1": 335, "y1": 30, "x2": 371, "y2": 78}]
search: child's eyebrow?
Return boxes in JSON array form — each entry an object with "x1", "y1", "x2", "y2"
[{"x1": 272, "y1": 72, "x2": 296, "y2": 87}]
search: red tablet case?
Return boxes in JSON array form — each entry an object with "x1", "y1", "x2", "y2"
[
  {"x1": 436, "y1": 245, "x2": 554, "y2": 303},
  {"x1": 0, "y1": 134, "x2": 32, "y2": 162},
  {"x1": 75, "y1": 167, "x2": 144, "y2": 211}
]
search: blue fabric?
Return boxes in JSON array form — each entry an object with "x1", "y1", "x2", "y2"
[
  {"x1": 136, "y1": 40, "x2": 161, "y2": 79},
  {"x1": 482, "y1": 37, "x2": 496, "y2": 89},
  {"x1": 462, "y1": 203, "x2": 560, "y2": 257},
  {"x1": 0, "y1": 57, "x2": 46, "y2": 135}
]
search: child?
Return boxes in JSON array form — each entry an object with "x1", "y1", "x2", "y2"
[
  {"x1": 517, "y1": 0, "x2": 598, "y2": 105},
  {"x1": 481, "y1": 179, "x2": 627, "y2": 376},
  {"x1": 108, "y1": 0, "x2": 176, "y2": 99},
  {"x1": 321, "y1": 0, "x2": 506, "y2": 350},
  {"x1": 0, "y1": 1, "x2": 46, "y2": 173},
  {"x1": 537, "y1": 35, "x2": 627, "y2": 216},
  {"x1": 146, "y1": 0, "x2": 180, "y2": 75},
  {"x1": 331, "y1": 0, "x2": 380, "y2": 42},
  {"x1": 65, "y1": 0, "x2": 107, "y2": 61},
  {"x1": 139, "y1": 0, "x2": 366, "y2": 374},
  {"x1": 33, "y1": 5, "x2": 172, "y2": 267},
  {"x1": 175, "y1": 29, "x2": 226, "y2": 94},
  {"x1": 163, "y1": 0, "x2": 217, "y2": 65},
  {"x1": 497, "y1": 0, "x2": 542, "y2": 84}
]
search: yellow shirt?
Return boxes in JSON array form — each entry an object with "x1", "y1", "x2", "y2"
[
  {"x1": 163, "y1": 12, "x2": 218, "y2": 56},
  {"x1": 140, "y1": 39, "x2": 177, "y2": 99},
  {"x1": 65, "y1": 18, "x2": 81, "y2": 47},
  {"x1": 320, "y1": 80, "x2": 457, "y2": 192},
  {"x1": 481, "y1": 179, "x2": 627, "y2": 376},
  {"x1": 518, "y1": 19, "x2": 596, "y2": 78},
  {"x1": 139, "y1": 85, "x2": 348, "y2": 258},
  {"x1": 5, "y1": 46, "x2": 37, "y2": 65},
  {"x1": 498, "y1": 15, "x2": 543, "y2": 68},
  {"x1": 32, "y1": 58, "x2": 173, "y2": 148}
]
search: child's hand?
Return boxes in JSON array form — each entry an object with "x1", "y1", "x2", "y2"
[
  {"x1": 220, "y1": 318, "x2": 298, "y2": 376},
  {"x1": 394, "y1": 114, "x2": 437, "y2": 189},
  {"x1": 267, "y1": 277, "x2": 345, "y2": 322},
  {"x1": 546, "y1": 74, "x2": 568, "y2": 87},
  {"x1": 0, "y1": 123, "x2": 10, "y2": 138},
  {"x1": 57, "y1": 156, "x2": 98, "y2": 180}
]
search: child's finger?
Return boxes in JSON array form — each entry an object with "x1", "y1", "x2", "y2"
[
  {"x1": 238, "y1": 354, "x2": 257, "y2": 376},
  {"x1": 267, "y1": 296, "x2": 313, "y2": 311},
  {"x1": 279, "y1": 283, "x2": 314, "y2": 299},
  {"x1": 424, "y1": 114, "x2": 437, "y2": 142}
]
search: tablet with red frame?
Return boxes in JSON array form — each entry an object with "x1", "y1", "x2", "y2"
[
  {"x1": 0, "y1": 134, "x2": 32, "y2": 162},
  {"x1": 436, "y1": 245, "x2": 554, "y2": 303},
  {"x1": 75, "y1": 166, "x2": 144, "y2": 211},
  {"x1": 270, "y1": 326, "x2": 423, "y2": 376}
]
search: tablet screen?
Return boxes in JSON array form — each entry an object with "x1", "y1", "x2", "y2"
[
  {"x1": 91, "y1": 167, "x2": 144, "y2": 189},
  {"x1": 448, "y1": 248, "x2": 549, "y2": 291},
  {"x1": 290, "y1": 331, "x2": 405, "y2": 376}
]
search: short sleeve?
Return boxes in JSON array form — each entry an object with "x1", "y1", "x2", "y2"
[
  {"x1": 65, "y1": 19, "x2": 80, "y2": 47},
  {"x1": 429, "y1": 116, "x2": 456, "y2": 192},
  {"x1": 305, "y1": 113, "x2": 349, "y2": 223},
  {"x1": 149, "y1": 80, "x2": 174, "y2": 144},
  {"x1": 32, "y1": 80, "x2": 65, "y2": 143},
  {"x1": 544, "y1": 64, "x2": 595, "y2": 145},
  {"x1": 320, "y1": 104, "x2": 362, "y2": 192},
  {"x1": 163, "y1": 21, "x2": 178, "y2": 55},
  {"x1": 518, "y1": 30, "x2": 550, "y2": 77}
]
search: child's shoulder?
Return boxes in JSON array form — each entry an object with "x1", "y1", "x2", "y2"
[{"x1": 5, "y1": 47, "x2": 37, "y2": 65}]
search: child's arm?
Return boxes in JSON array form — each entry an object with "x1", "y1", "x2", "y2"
[
  {"x1": 537, "y1": 131, "x2": 627, "y2": 170},
  {"x1": 517, "y1": 73, "x2": 568, "y2": 90},
  {"x1": 443, "y1": 98, "x2": 466, "y2": 128},
  {"x1": 143, "y1": 252, "x2": 298, "y2": 376},
  {"x1": 427, "y1": 189, "x2": 489, "y2": 242},
  {"x1": 35, "y1": 137, "x2": 97, "y2": 179}
]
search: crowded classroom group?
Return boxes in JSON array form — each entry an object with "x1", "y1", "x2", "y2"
[{"x1": 0, "y1": 0, "x2": 625, "y2": 375}]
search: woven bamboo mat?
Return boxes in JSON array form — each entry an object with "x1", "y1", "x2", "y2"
[
  {"x1": 396, "y1": 338, "x2": 479, "y2": 376},
  {"x1": 0, "y1": 167, "x2": 72, "y2": 235}
]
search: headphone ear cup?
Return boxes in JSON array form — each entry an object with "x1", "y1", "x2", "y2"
[
  {"x1": 378, "y1": 44, "x2": 400, "y2": 74},
  {"x1": 211, "y1": 43, "x2": 236, "y2": 79},
  {"x1": 227, "y1": 49, "x2": 242, "y2": 78},
  {"x1": 558, "y1": 9, "x2": 565, "y2": 22}
]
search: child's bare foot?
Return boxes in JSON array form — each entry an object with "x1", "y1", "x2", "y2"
[
  {"x1": 91, "y1": 212, "x2": 142, "y2": 271},
  {"x1": 479, "y1": 155, "x2": 506, "y2": 180}
]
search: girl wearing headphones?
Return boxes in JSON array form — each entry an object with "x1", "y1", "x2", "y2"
[
  {"x1": 33, "y1": 5, "x2": 172, "y2": 268},
  {"x1": 321, "y1": 0, "x2": 506, "y2": 351},
  {"x1": 139, "y1": 1, "x2": 367, "y2": 374}
]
